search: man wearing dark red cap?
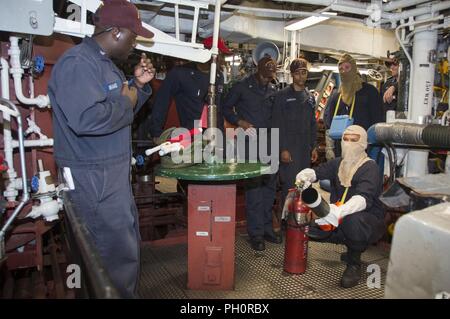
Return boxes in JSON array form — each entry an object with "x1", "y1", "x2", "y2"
[
  {"x1": 223, "y1": 55, "x2": 281, "y2": 251},
  {"x1": 48, "y1": 0, "x2": 154, "y2": 298},
  {"x1": 149, "y1": 36, "x2": 232, "y2": 140},
  {"x1": 272, "y1": 58, "x2": 318, "y2": 208}
]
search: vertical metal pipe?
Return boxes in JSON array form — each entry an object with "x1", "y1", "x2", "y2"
[
  {"x1": 175, "y1": 4, "x2": 180, "y2": 40},
  {"x1": 207, "y1": 0, "x2": 222, "y2": 132},
  {"x1": 0, "y1": 98, "x2": 30, "y2": 260},
  {"x1": 406, "y1": 12, "x2": 438, "y2": 176},
  {"x1": 192, "y1": 6, "x2": 199, "y2": 44},
  {"x1": 203, "y1": 0, "x2": 223, "y2": 164}
]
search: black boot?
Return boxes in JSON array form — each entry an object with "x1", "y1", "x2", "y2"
[
  {"x1": 264, "y1": 230, "x2": 282, "y2": 244},
  {"x1": 249, "y1": 236, "x2": 265, "y2": 251},
  {"x1": 307, "y1": 224, "x2": 333, "y2": 241},
  {"x1": 340, "y1": 250, "x2": 362, "y2": 288}
]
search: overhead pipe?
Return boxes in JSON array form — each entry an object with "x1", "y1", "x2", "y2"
[
  {"x1": 273, "y1": 0, "x2": 368, "y2": 10},
  {"x1": 223, "y1": 4, "x2": 364, "y2": 23},
  {"x1": 382, "y1": 1, "x2": 450, "y2": 23},
  {"x1": 383, "y1": 0, "x2": 432, "y2": 12},
  {"x1": 275, "y1": 0, "x2": 450, "y2": 27},
  {"x1": 8, "y1": 36, "x2": 50, "y2": 108},
  {"x1": 0, "y1": 98, "x2": 30, "y2": 261}
]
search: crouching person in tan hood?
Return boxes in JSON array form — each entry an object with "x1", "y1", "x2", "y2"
[{"x1": 295, "y1": 125, "x2": 385, "y2": 288}]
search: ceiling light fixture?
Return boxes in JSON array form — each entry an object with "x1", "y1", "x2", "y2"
[{"x1": 284, "y1": 12, "x2": 337, "y2": 31}]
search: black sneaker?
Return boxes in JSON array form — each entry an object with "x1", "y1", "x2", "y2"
[
  {"x1": 264, "y1": 231, "x2": 282, "y2": 244},
  {"x1": 249, "y1": 236, "x2": 265, "y2": 251},
  {"x1": 340, "y1": 264, "x2": 362, "y2": 288}
]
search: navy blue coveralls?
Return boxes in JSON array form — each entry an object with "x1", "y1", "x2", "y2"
[
  {"x1": 272, "y1": 86, "x2": 317, "y2": 204},
  {"x1": 149, "y1": 63, "x2": 225, "y2": 138},
  {"x1": 313, "y1": 158, "x2": 385, "y2": 253},
  {"x1": 381, "y1": 76, "x2": 398, "y2": 112},
  {"x1": 48, "y1": 37, "x2": 152, "y2": 298},
  {"x1": 223, "y1": 74, "x2": 277, "y2": 239}
]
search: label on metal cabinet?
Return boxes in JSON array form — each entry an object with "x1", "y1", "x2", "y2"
[
  {"x1": 196, "y1": 231, "x2": 209, "y2": 237},
  {"x1": 197, "y1": 206, "x2": 210, "y2": 212},
  {"x1": 214, "y1": 216, "x2": 231, "y2": 222}
]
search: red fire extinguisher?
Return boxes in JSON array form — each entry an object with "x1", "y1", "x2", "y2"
[{"x1": 283, "y1": 187, "x2": 310, "y2": 274}]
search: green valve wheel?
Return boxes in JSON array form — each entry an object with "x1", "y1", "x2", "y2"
[{"x1": 155, "y1": 162, "x2": 271, "y2": 181}]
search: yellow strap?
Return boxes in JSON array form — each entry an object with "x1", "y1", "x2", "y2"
[
  {"x1": 340, "y1": 187, "x2": 349, "y2": 204},
  {"x1": 333, "y1": 94, "x2": 356, "y2": 119}
]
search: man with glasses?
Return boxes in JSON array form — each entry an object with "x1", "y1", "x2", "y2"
[
  {"x1": 272, "y1": 58, "x2": 318, "y2": 209},
  {"x1": 223, "y1": 56, "x2": 281, "y2": 251},
  {"x1": 48, "y1": 0, "x2": 155, "y2": 298},
  {"x1": 296, "y1": 125, "x2": 385, "y2": 288}
]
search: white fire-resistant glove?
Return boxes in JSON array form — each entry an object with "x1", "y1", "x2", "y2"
[
  {"x1": 315, "y1": 203, "x2": 342, "y2": 227},
  {"x1": 340, "y1": 195, "x2": 367, "y2": 217},
  {"x1": 295, "y1": 168, "x2": 317, "y2": 190},
  {"x1": 314, "y1": 195, "x2": 367, "y2": 228}
]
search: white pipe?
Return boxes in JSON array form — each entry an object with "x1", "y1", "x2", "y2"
[
  {"x1": 384, "y1": 0, "x2": 431, "y2": 12},
  {"x1": 274, "y1": 0, "x2": 368, "y2": 9},
  {"x1": 330, "y1": 4, "x2": 369, "y2": 16},
  {"x1": 1, "y1": 58, "x2": 9, "y2": 100},
  {"x1": 1, "y1": 57, "x2": 18, "y2": 202},
  {"x1": 81, "y1": 0, "x2": 87, "y2": 35},
  {"x1": 383, "y1": 1, "x2": 450, "y2": 23},
  {"x1": 8, "y1": 36, "x2": 50, "y2": 108},
  {"x1": 209, "y1": 0, "x2": 221, "y2": 85},
  {"x1": 11, "y1": 138, "x2": 54, "y2": 149},
  {"x1": 0, "y1": 98, "x2": 30, "y2": 260},
  {"x1": 175, "y1": 4, "x2": 180, "y2": 40},
  {"x1": 290, "y1": 31, "x2": 297, "y2": 63},
  {"x1": 394, "y1": 15, "x2": 443, "y2": 118},
  {"x1": 275, "y1": 0, "x2": 450, "y2": 25},
  {"x1": 222, "y1": 4, "x2": 365, "y2": 23},
  {"x1": 192, "y1": 6, "x2": 199, "y2": 44},
  {"x1": 405, "y1": 12, "x2": 438, "y2": 177},
  {"x1": 404, "y1": 15, "x2": 444, "y2": 42},
  {"x1": 26, "y1": 198, "x2": 60, "y2": 222}
]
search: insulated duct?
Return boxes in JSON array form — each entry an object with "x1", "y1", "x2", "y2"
[
  {"x1": 422, "y1": 125, "x2": 450, "y2": 148},
  {"x1": 368, "y1": 122, "x2": 450, "y2": 148}
]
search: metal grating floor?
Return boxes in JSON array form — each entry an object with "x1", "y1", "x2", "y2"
[{"x1": 138, "y1": 233, "x2": 390, "y2": 299}]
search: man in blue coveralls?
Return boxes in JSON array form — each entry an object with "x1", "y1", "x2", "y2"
[
  {"x1": 272, "y1": 58, "x2": 318, "y2": 207},
  {"x1": 48, "y1": 0, "x2": 155, "y2": 298},
  {"x1": 223, "y1": 56, "x2": 281, "y2": 251}
]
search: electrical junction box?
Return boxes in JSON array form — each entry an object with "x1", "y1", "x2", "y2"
[{"x1": 0, "y1": 0, "x2": 54, "y2": 36}]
